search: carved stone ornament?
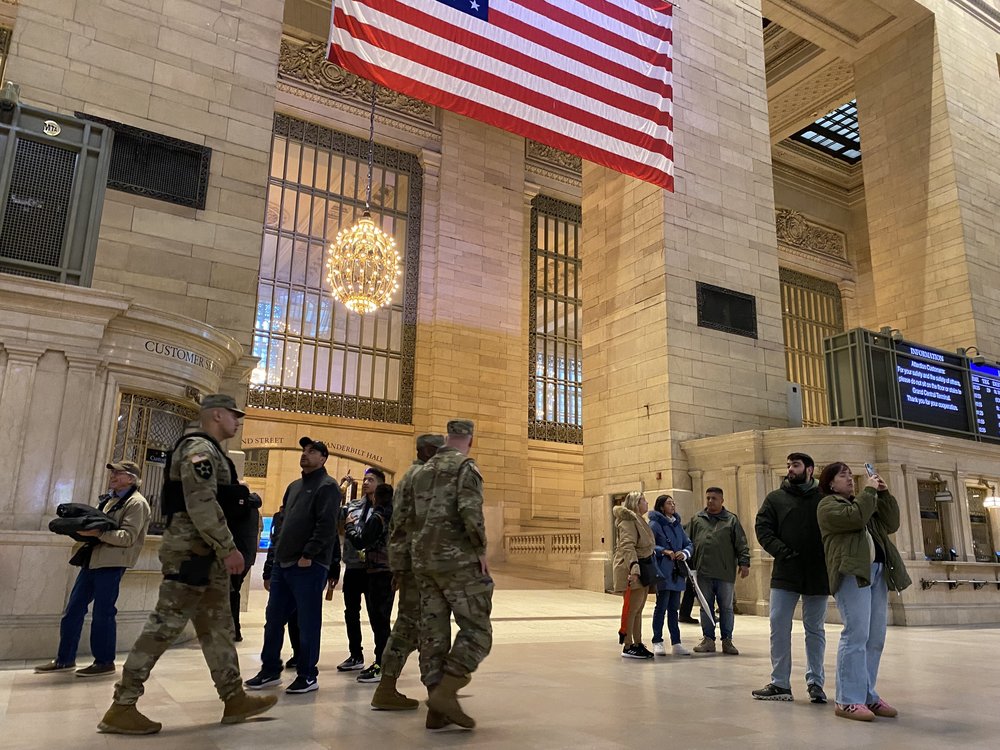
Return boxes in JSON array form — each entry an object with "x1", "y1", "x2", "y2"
[
  {"x1": 278, "y1": 37, "x2": 435, "y2": 126},
  {"x1": 775, "y1": 209, "x2": 846, "y2": 259}
]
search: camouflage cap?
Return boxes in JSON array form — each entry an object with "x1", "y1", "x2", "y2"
[
  {"x1": 416, "y1": 433, "x2": 445, "y2": 449},
  {"x1": 106, "y1": 460, "x2": 142, "y2": 476},
  {"x1": 200, "y1": 393, "x2": 246, "y2": 416},
  {"x1": 446, "y1": 419, "x2": 475, "y2": 436}
]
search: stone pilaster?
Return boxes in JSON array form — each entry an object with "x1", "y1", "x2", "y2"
[{"x1": 577, "y1": 0, "x2": 787, "y2": 590}]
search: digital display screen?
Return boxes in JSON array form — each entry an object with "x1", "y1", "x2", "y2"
[
  {"x1": 895, "y1": 345, "x2": 971, "y2": 433},
  {"x1": 971, "y1": 362, "x2": 1000, "y2": 439},
  {"x1": 259, "y1": 516, "x2": 274, "y2": 551}
]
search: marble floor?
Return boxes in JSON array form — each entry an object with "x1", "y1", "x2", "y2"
[{"x1": 1, "y1": 569, "x2": 997, "y2": 749}]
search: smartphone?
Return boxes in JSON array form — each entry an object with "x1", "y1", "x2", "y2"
[{"x1": 864, "y1": 463, "x2": 876, "y2": 477}]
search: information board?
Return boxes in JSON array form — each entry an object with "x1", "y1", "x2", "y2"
[
  {"x1": 895, "y1": 344, "x2": 971, "y2": 434},
  {"x1": 971, "y1": 362, "x2": 1000, "y2": 440}
]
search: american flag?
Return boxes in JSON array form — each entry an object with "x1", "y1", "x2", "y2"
[{"x1": 328, "y1": 0, "x2": 674, "y2": 191}]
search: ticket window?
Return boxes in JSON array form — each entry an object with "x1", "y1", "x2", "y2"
[
  {"x1": 966, "y1": 485, "x2": 998, "y2": 563},
  {"x1": 918, "y1": 480, "x2": 954, "y2": 561}
]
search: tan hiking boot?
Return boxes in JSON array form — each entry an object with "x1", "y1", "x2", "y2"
[
  {"x1": 97, "y1": 704, "x2": 162, "y2": 735},
  {"x1": 222, "y1": 693, "x2": 278, "y2": 724},
  {"x1": 693, "y1": 637, "x2": 716, "y2": 653},
  {"x1": 721, "y1": 639, "x2": 739, "y2": 655},
  {"x1": 371, "y1": 676, "x2": 419, "y2": 710},
  {"x1": 427, "y1": 673, "x2": 475, "y2": 729}
]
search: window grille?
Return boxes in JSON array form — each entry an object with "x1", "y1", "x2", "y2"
[
  {"x1": 780, "y1": 269, "x2": 844, "y2": 426},
  {"x1": 110, "y1": 393, "x2": 198, "y2": 534},
  {"x1": 529, "y1": 195, "x2": 582, "y2": 444},
  {"x1": 248, "y1": 114, "x2": 421, "y2": 423}
]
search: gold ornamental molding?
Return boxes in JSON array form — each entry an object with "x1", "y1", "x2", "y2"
[
  {"x1": 525, "y1": 140, "x2": 582, "y2": 187},
  {"x1": 278, "y1": 36, "x2": 439, "y2": 138},
  {"x1": 775, "y1": 208, "x2": 846, "y2": 260}
]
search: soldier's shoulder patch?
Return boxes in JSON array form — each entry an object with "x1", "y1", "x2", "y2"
[
  {"x1": 462, "y1": 460, "x2": 483, "y2": 481},
  {"x1": 190, "y1": 454, "x2": 213, "y2": 480}
]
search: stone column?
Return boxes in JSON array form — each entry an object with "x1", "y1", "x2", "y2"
[
  {"x1": 577, "y1": 0, "x2": 787, "y2": 590},
  {"x1": 855, "y1": 10, "x2": 1000, "y2": 354},
  {"x1": 411, "y1": 115, "x2": 530, "y2": 562},
  {"x1": 0, "y1": 346, "x2": 45, "y2": 528}
]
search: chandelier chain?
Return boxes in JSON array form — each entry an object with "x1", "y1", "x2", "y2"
[{"x1": 365, "y1": 83, "x2": 376, "y2": 211}]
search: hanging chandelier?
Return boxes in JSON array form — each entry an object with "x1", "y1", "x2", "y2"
[{"x1": 324, "y1": 84, "x2": 401, "y2": 315}]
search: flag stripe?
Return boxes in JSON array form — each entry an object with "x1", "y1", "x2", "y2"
[
  {"x1": 336, "y1": 3, "x2": 673, "y2": 131},
  {"x1": 516, "y1": 0, "x2": 670, "y2": 52},
  {"x1": 334, "y1": 14, "x2": 673, "y2": 154},
  {"x1": 491, "y1": 5, "x2": 672, "y2": 84},
  {"x1": 328, "y1": 0, "x2": 675, "y2": 190},
  {"x1": 333, "y1": 46, "x2": 674, "y2": 189},
  {"x1": 358, "y1": 0, "x2": 672, "y2": 97}
]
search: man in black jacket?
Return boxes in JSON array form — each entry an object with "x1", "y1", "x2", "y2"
[
  {"x1": 752, "y1": 452, "x2": 829, "y2": 704},
  {"x1": 245, "y1": 437, "x2": 340, "y2": 695}
]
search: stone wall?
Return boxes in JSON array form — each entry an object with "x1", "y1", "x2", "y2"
[
  {"x1": 682, "y1": 426, "x2": 1000, "y2": 626},
  {"x1": 6, "y1": 0, "x2": 285, "y2": 353}
]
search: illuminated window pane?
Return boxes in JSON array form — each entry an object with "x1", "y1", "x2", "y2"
[
  {"x1": 791, "y1": 100, "x2": 861, "y2": 164},
  {"x1": 529, "y1": 196, "x2": 582, "y2": 444},
  {"x1": 250, "y1": 115, "x2": 421, "y2": 423}
]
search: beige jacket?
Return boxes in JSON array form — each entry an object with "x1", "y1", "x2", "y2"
[
  {"x1": 612, "y1": 505, "x2": 656, "y2": 593},
  {"x1": 87, "y1": 489, "x2": 151, "y2": 569}
]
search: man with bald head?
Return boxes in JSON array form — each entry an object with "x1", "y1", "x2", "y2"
[{"x1": 371, "y1": 433, "x2": 445, "y2": 710}]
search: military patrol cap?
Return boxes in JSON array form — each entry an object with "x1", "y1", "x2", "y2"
[
  {"x1": 106, "y1": 460, "x2": 142, "y2": 475},
  {"x1": 200, "y1": 393, "x2": 246, "y2": 416},
  {"x1": 446, "y1": 419, "x2": 475, "y2": 436},
  {"x1": 299, "y1": 435, "x2": 329, "y2": 457},
  {"x1": 416, "y1": 433, "x2": 445, "y2": 449}
]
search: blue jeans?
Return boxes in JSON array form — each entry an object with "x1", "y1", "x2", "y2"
[
  {"x1": 651, "y1": 589, "x2": 682, "y2": 645},
  {"x1": 833, "y1": 563, "x2": 888, "y2": 705},
  {"x1": 768, "y1": 588, "x2": 828, "y2": 689},
  {"x1": 57, "y1": 566, "x2": 126, "y2": 664},
  {"x1": 261, "y1": 563, "x2": 328, "y2": 679},
  {"x1": 697, "y1": 573, "x2": 734, "y2": 641}
]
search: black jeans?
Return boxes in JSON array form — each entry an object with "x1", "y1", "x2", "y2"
[
  {"x1": 229, "y1": 570, "x2": 249, "y2": 638},
  {"x1": 366, "y1": 572, "x2": 395, "y2": 665},
  {"x1": 679, "y1": 577, "x2": 695, "y2": 619},
  {"x1": 342, "y1": 567, "x2": 367, "y2": 659}
]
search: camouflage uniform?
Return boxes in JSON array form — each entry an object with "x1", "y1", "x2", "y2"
[
  {"x1": 113, "y1": 434, "x2": 243, "y2": 705},
  {"x1": 408, "y1": 443, "x2": 493, "y2": 687},
  {"x1": 379, "y1": 458, "x2": 425, "y2": 680}
]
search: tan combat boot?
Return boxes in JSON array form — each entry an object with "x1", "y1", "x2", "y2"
[
  {"x1": 222, "y1": 692, "x2": 278, "y2": 724},
  {"x1": 426, "y1": 672, "x2": 475, "y2": 729},
  {"x1": 425, "y1": 708, "x2": 453, "y2": 730},
  {"x1": 97, "y1": 703, "x2": 162, "y2": 734},
  {"x1": 371, "y1": 676, "x2": 419, "y2": 710}
]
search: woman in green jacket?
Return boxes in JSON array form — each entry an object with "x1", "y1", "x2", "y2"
[{"x1": 816, "y1": 463, "x2": 911, "y2": 723}]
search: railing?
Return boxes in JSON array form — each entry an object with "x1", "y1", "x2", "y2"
[
  {"x1": 920, "y1": 578, "x2": 1000, "y2": 590},
  {"x1": 505, "y1": 533, "x2": 580, "y2": 557}
]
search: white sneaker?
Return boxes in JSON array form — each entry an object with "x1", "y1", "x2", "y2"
[
  {"x1": 672, "y1": 643, "x2": 692, "y2": 656},
  {"x1": 652, "y1": 642, "x2": 666, "y2": 656}
]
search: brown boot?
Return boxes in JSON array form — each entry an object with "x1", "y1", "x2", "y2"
[
  {"x1": 427, "y1": 672, "x2": 475, "y2": 729},
  {"x1": 371, "y1": 676, "x2": 419, "y2": 710},
  {"x1": 222, "y1": 692, "x2": 278, "y2": 724},
  {"x1": 425, "y1": 709, "x2": 453, "y2": 730},
  {"x1": 97, "y1": 703, "x2": 162, "y2": 735}
]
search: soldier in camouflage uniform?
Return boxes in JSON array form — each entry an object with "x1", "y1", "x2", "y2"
[
  {"x1": 98, "y1": 394, "x2": 276, "y2": 735},
  {"x1": 371, "y1": 433, "x2": 445, "y2": 711},
  {"x1": 407, "y1": 419, "x2": 492, "y2": 730}
]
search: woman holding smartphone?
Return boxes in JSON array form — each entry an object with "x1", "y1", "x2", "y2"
[{"x1": 816, "y1": 463, "x2": 911, "y2": 722}]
